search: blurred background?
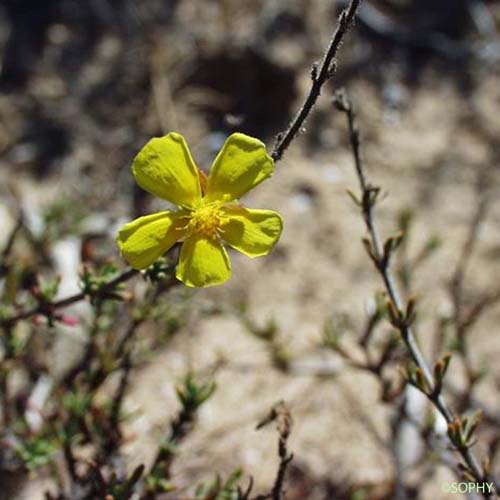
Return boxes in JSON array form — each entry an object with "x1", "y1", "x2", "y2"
[{"x1": 1, "y1": 1, "x2": 500, "y2": 499}]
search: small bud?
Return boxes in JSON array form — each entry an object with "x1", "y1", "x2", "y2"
[
  {"x1": 447, "y1": 420, "x2": 460, "y2": 445},
  {"x1": 414, "y1": 367, "x2": 428, "y2": 394},
  {"x1": 57, "y1": 314, "x2": 79, "y2": 327},
  {"x1": 386, "y1": 300, "x2": 402, "y2": 327},
  {"x1": 311, "y1": 62, "x2": 318, "y2": 82},
  {"x1": 405, "y1": 297, "x2": 417, "y2": 326},
  {"x1": 465, "y1": 410, "x2": 483, "y2": 443},
  {"x1": 461, "y1": 417, "x2": 469, "y2": 432},
  {"x1": 433, "y1": 353, "x2": 451, "y2": 393}
]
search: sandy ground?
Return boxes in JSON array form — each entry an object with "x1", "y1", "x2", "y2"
[{"x1": 2, "y1": 2, "x2": 500, "y2": 499}]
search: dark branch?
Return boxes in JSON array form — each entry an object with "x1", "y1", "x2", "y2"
[
  {"x1": 253, "y1": 402, "x2": 293, "y2": 500},
  {"x1": 271, "y1": 0, "x2": 362, "y2": 162}
]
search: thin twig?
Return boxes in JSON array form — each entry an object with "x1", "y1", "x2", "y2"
[
  {"x1": 334, "y1": 90, "x2": 494, "y2": 495},
  {"x1": 253, "y1": 402, "x2": 293, "y2": 500},
  {"x1": 110, "y1": 353, "x2": 132, "y2": 430},
  {"x1": 271, "y1": 0, "x2": 362, "y2": 162},
  {"x1": 102, "y1": 352, "x2": 132, "y2": 459},
  {"x1": 1, "y1": 268, "x2": 139, "y2": 326}
]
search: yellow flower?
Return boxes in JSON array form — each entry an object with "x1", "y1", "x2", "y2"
[{"x1": 117, "y1": 132, "x2": 283, "y2": 287}]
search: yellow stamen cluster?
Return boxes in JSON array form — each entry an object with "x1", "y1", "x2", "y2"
[{"x1": 184, "y1": 202, "x2": 227, "y2": 239}]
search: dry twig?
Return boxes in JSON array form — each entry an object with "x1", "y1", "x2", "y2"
[
  {"x1": 334, "y1": 89, "x2": 495, "y2": 496},
  {"x1": 271, "y1": 0, "x2": 362, "y2": 162}
]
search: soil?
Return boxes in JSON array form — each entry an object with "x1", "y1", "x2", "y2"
[{"x1": 1, "y1": 1, "x2": 500, "y2": 499}]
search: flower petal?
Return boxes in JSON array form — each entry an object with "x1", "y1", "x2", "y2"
[
  {"x1": 205, "y1": 133, "x2": 274, "y2": 202},
  {"x1": 221, "y1": 206, "x2": 283, "y2": 258},
  {"x1": 176, "y1": 235, "x2": 231, "y2": 287},
  {"x1": 117, "y1": 211, "x2": 183, "y2": 269},
  {"x1": 132, "y1": 132, "x2": 201, "y2": 207}
]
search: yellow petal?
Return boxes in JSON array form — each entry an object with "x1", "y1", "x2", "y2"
[
  {"x1": 221, "y1": 206, "x2": 283, "y2": 258},
  {"x1": 117, "y1": 212, "x2": 183, "y2": 269},
  {"x1": 132, "y1": 132, "x2": 201, "y2": 207},
  {"x1": 176, "y1": 235, "x2": 231, "y2": 287},
  {"x1": 205, "y1": 133, "x2": 274, "y2": 202}
]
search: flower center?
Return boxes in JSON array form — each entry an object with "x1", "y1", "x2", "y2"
[{"x1": 185, "y1": 201, "x2": 227, "y2": 239}]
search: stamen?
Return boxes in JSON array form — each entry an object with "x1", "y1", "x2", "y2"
[{"x1": 185, "y1": 201, "x2": 228, "y2": 239}]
